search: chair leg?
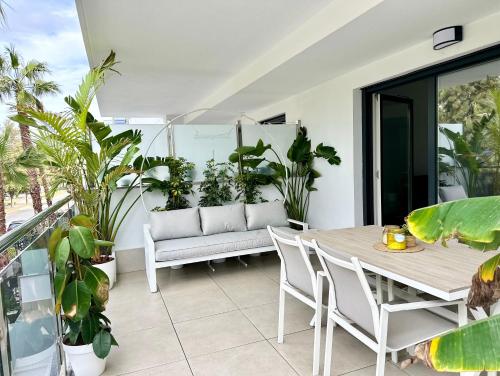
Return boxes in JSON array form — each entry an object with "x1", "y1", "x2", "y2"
[
  {"x1": 390, "y1": 351, "x2": 398, "y2": 364},
  {"x1": 376, "y1": 308, "x2": 389, "y2": 376},
  {"x1": 313, "y1": 275, "x2": 323, "y2": 376},
  {"x1": 323, "y1": 317, "x2": 334, "y2": 376},
  {"x1": 146, "y1": 264, "x2": 157, "y2": 293},
  {"x1": 277, "y1": 286, "x2": 285, "y2": 343}
]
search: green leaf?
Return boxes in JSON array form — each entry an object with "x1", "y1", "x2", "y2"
[
  {"x1": 54, "y1": 270, "x2": 70, "y2": 314},
  {"x1": 70, "y1": 215, "x2": 95, "y2": 229},
  {"x1": 55, "y1": 237, "x2": 70, "y2": 271},
  {"x1": 88, "y1": 122, "x2": 112, "y2": 143},
  {"x1": 315, "y1": 143, "x2": 341, "y2": 165},
  {"x1": 62, "y1": 281, "x2": 92, "y2": 321},
  {"x1": 406, "y1": 196, "x2": 500, "y2": 250},
  {"x1": 81, "y1": 315, "x2": 99, "y2": 344},
  {"x1": 66, "y1": 320, "x2": 82, "y2": 345},
  {"x1": 93, "y1": 330, "x2": 112, "y2": 359},
  {"x1": 415, "y1": 315, "x2": 500, "y2": 372},
  {"x1": 83, "y1": 265, "x2": 110, "y2": 307},
  {"x1": 94, "y1": 239, "x2": 114, "y2": 248},
  {"x1": 69, "y1": 226, "x2": 95, "y2": 259},
  {"x1": 48, "y1": 227, "x2": 63, "y2": 261}
]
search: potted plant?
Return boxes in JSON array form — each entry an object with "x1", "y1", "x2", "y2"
[
  {"x1": 198, "y1": 158, "x2": 233, "y2": 207},
  {"x1": 144, "y1": 157, "x2": 195, "y2": 210},
  {"x1": 48, "y1": 214, "x2": 117, "y2": 376},
  {"x1": 403, "y1": 196, "x2": 500, "y2": 372},
  {"x1": 12, "y1": 52, "x2": 170, "y2": 288},
  {"x1": 229, "y1": 127, "x2": 341, "y2": 223}
]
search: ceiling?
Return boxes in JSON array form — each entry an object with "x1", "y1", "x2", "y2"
[{"x1": 76, "y1": 0, "x2": 500, "y2": 121}]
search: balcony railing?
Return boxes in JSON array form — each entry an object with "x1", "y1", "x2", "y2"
[{"x1": 0, "y1": 196, "x2": 72, "y2": 376}]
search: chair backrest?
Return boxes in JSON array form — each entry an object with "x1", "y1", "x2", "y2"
[
  {"x1": 267, "y1": 226, "x2": 317, "y2": 299},
  {"x1": 439, "y1": 185, "x2": 468, "y2": 202},
  {"x1": 313, "y1": 240, "x2": 380, "y2": 337}
]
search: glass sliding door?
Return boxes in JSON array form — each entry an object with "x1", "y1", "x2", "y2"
[
  {"x1": 379, "y1": 95, "x2": 413, "y2": 225},
  {"x1": 437, "y1": 59, "x2": 500, "y2": 201}
]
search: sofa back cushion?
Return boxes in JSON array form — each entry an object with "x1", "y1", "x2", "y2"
[
  {"x1": 199, "y1": 203, "x2": 247, "y2": 235},
  {"x1": 245, "y1": 201, "x2": 288, "y2": 230},
  {"x1": 149, "y1": 207, "x2": 202, "y2": 241}
]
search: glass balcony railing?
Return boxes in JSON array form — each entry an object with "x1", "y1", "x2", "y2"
[{"x1": 0, "y1": 196, "x2": 72, "y2": 376}]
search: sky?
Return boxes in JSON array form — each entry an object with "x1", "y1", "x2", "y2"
[{"x1": 0, "y1": 0, "x2": 98, "y2": 125}]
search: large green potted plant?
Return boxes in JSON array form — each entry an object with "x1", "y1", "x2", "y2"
[
  {"x1": 49, "y1": 214, "x2": 117, "y2": 376},
  {"x1": 229, "y1": 127, "x2": 341, "y2": 222},
  {"x1": 404, "y1": 196, "x2": 500, "y2": 372},
  {"x1": 12, "y1": 52, "x2": 169, "y2": 288}
]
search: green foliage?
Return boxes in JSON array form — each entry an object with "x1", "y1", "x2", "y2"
[
  {"x1": 49, "y1": 215, "x2": 117, "y2": 358},
  {"x1": 144, "y1": 157, "x2": 194, "y2": 210},
  {"x1": 230, "y1": 127, "x2": 341, "y2": 221},
  {"x1": 229, "y1": 139, "x2": 274, "y2": 204},
  {"x1": 406, "y1": 197, "x2": 500, "y2": 371},
  {"x1": 198, "y1": 159, "x2": 233, "y2": 207},
  {"x1": 10, "y1": 51, "x2": 170, "y2": 258}
]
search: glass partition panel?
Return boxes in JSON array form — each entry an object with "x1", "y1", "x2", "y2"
[
  {"x1": 0, "y1": 197, "x2": 71, "y2": 376},
  {"x1": 437, "y1": 59, "x2": 500, "y2": 200},
  {"x1": 241, "y1": 123, "x2": 297, "y2": 164},
  {"x1": 173, "y1": 124, "x2": 237, "y2": 181}
]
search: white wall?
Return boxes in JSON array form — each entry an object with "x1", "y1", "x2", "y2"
[{"x1": 248, "y1": 11, "x2": 500, "y2": 230}]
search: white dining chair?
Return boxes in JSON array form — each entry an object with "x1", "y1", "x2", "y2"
[
  {"x1": 312, "y1": 239, "x2": 460, "y2": 376},
  {"x1": 267, "y1": 226, "x2": 327, "y2": 376}
]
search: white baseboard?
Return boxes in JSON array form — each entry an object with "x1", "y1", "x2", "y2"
[{"x1": 115, "y1": 248, "x2": 145, "y2": 273}]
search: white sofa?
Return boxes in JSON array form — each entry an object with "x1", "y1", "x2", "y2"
[{"x1": 144, "y1": 201, "x2": 308, "y2": 292}]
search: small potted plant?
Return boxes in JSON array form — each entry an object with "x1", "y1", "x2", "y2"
[{"x1": 49, "y1": 214, "x2": 117, "y2": 376}]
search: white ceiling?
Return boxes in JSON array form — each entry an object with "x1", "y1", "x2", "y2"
[
  {"x1": 77, "y1": 0, "x2": 500, "y2": 121},
  {"x1": 76, "y1": 0, "x2": 334, "y2": 118}
]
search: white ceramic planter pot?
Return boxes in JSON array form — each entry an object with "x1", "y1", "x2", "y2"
[
  {"x1": 14, "y1": 343, "x2": 55, "y2": 376},
  {"x1": 94, "y1": 252, "x2": 116, "y2": 289},
  {"x1": 63, "y1": 343, "x2": 106, "y2": 376}
]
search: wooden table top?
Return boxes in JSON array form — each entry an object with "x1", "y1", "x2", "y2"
[{"x1": 300, "y1": 225, "x2": 497, "y2": 300}]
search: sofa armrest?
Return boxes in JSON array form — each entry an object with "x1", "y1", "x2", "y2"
[{"x1": 287, "y1": 218, "x2": 309, "y2": 231}]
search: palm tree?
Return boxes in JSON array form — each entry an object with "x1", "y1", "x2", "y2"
[
  {"x1": 0, "y1": 123, "x2": 32, "y2": 234},
  {"x1": 0, "y1": 45, "x2": 59, "y2": 213}
]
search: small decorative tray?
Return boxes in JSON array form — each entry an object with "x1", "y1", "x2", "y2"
[{"x1": 373, "y1": 242, "x2": 425, "y2": 253}]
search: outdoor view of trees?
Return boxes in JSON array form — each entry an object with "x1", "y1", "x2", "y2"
[{"x1": 438, "y1": 72, "x2": 500, "y2": 197}]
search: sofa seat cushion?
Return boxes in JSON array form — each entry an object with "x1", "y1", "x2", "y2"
[
  {"x1": 155, "y1": 227, "x2": 299, "y2": 262},
  {"x1": 199, "y1": 203, "x2": 247, "y2": 235}
]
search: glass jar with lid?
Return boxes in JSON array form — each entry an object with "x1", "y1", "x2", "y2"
[
  {"x1": 382, "y1": 225, "x2": 400, "y2": 245},
  {"x1": 387, "y1": 228, "x2": 407, "y2": 250}
]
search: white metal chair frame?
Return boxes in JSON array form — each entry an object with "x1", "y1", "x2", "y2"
[
  {"x1": 268, "y1": 226, "x2": 326, "y2": 376},
  {"x1": 312, "y1": 240, "x2": 460, "y2": 376}
]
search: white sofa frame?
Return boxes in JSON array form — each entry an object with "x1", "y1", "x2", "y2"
[{"x1": 144, "y1": 218, "x2": 308, "y2": 293}]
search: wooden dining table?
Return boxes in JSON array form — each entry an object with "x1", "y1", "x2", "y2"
[{"x1": 300, "y1": 225, "x2": 499, "y2": 376}]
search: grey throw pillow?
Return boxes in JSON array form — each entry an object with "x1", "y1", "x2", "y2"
[
  {"x1": 245, "y1": 201, "x2": 288, "y2": 230},
  {"x1": 199, "y1": 203, "x2": 247, "y2": 235},
  {"x1": 149, "y1": 207, "x2": 202, "y2": 241},
  {"x1": 439, "y1": 185, "x2": 468, "y2": 202}
]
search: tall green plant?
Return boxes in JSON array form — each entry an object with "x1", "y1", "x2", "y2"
[
  {"x1": 198, "y1": 159, "x2": 233, "y2": 207},
  {"x1": 489, "y1": 89, "x2": 500, "y2": 194},
  {"x1": 405, "y1": 196, "x2": 500, "y2": 372},
  {"x1": 49, "y1": 214, "x2": 117, "y2": 358},
  {"x1": 229, "y1": 127, "x2": 340, "y2": 221},
  {"x1": 11, "y1": 51, "x2": 169, "y2": 259}
]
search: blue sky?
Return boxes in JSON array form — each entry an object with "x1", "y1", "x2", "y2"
[{"x1": 0, "y1": 0, "x2": 95, "y2": 124}]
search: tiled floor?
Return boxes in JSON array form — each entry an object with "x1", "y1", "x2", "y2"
[{"x1": 103, "y1": 254, "x2": 453, "y2": 376}]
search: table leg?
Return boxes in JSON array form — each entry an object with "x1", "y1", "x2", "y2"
[{"x1": 376, "y1": 275, "x2": 383, "y2": 304}]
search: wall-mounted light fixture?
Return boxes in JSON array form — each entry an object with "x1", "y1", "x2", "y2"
[{"x1": 433, "y1": 26, "x2": 463, "y2": 50}]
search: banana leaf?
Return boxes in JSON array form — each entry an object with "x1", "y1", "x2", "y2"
[{"x1": 414, "y1": 315, "x2": 500, "y2": 372}]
